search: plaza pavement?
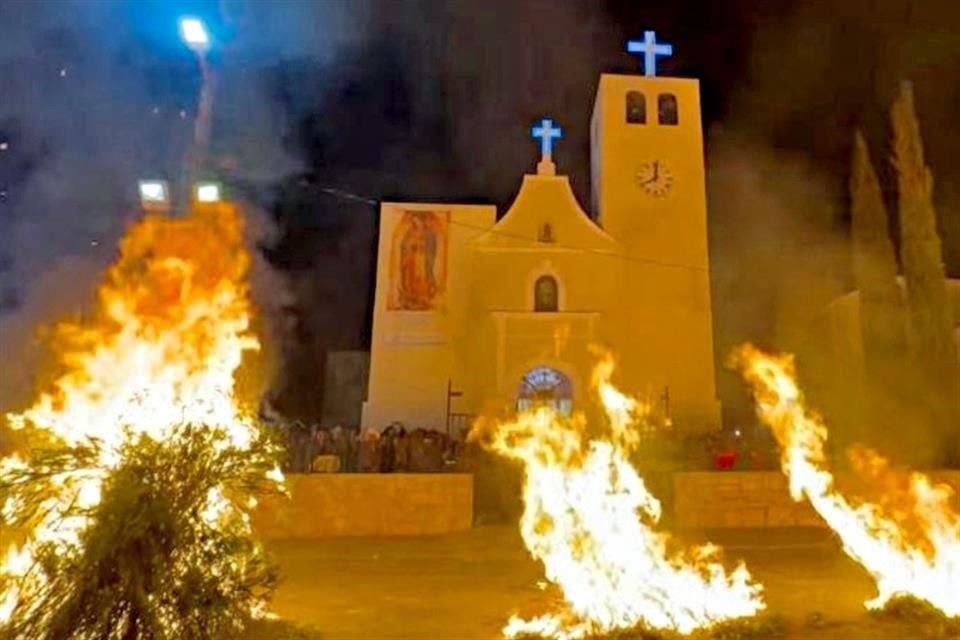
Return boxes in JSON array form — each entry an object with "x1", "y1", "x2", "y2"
[{"x1": 266, "y1": 526, "x2": 939, "y2": 640}]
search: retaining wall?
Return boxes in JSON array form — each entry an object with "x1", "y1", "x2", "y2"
[
  {"x1": 673, "y1": 470, "x2": 960, "y2": 528},
  {"x1": 252, "y1": 473, "x2": 474, "y2": 538}
]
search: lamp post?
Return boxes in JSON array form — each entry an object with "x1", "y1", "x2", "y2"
[{"x1": 179, "y1": 17, "x2": 214, "y2": 199}]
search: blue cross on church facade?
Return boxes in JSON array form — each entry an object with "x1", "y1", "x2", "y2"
[
  {"x1": 531, "y1": 118, "x2": 562, "y2": 175},
  {"x1": 532, "y1": 118, "x2": 562, "y2": 159},
  {"x1": 627, "y1": 30, "x2": 673, "y2": 77}
]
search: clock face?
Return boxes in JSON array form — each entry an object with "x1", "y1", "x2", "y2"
[{"x1": 636, "y1": 161, "x2": 674, "y2": 198}]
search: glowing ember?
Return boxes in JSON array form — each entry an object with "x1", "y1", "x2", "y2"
[
  {"x1": 0, "y1": 202, "x2": 283, "y2": 630},
  {"x1": 733, "y1": 344, "x2": 960, "y2": 616},
  {"x1": 475, "y1": 354, "x2": 764, "y2": 639}
]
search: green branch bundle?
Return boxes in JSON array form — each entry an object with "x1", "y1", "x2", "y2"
[{"x1": 0, "y1": 424, "x2": 282, "y2": 640}]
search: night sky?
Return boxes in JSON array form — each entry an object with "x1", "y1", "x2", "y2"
[{"x1": 2, "y1": 0, "x2": 960, "y2": 421}]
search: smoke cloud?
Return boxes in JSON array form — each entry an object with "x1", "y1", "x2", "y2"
[
  {"x1": 708, "y1": 0, "x2": 960, "y2": 460},
  {"x1": 0, "y1": 0, "x2": 320, "y2": 418}
]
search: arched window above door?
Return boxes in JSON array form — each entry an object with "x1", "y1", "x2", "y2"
[{"x1": 534, "y1": 275, "x2": 559, "y2": 312}]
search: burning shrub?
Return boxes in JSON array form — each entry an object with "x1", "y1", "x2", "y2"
[
  {"x1": 476, "y1": 354, "x2": 764, "y2": 640},
  {"x1": 735, "y1": 344, "x2": 960, "y2": 618},
  {"x1": 866, "y1": 596, "x2": 960, "y2": 639},
  {"x1": 0, "y1": 423, "x2": 282, "y2": 640},
  {"x1": 0, "y1": 203, "x2": 288, "y2": 637}
]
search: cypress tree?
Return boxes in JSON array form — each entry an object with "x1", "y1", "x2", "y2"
[
  {"x1": 891, "y1": 81, "x2": 960, "y2": 462},
  {"x1": 850, "y1": 131, "x2": 908, "y2": 449},
  {"x1": 851, "y1": 130, "x2": 905, "y2": 367}
]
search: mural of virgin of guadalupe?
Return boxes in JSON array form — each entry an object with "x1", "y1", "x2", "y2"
[{"x1": 389, "y1": 211, "x2": 448, "y2": 310}]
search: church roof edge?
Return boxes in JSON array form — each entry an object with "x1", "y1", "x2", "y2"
[
  {"x1": 597, "y1": 72, "x2": 700, "y2": 86},
  {"x1": 474, "y1": 173, "x2": 621, "y2": 250}
]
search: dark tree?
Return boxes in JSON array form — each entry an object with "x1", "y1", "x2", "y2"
[
  {"x1": 850, "y1": 130, "x2": 908, "y2": 448},
  {"x1": 891, "y1": 82, "x2": 960, "y2": 463}
]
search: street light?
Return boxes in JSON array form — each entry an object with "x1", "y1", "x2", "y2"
[
  {"x1": 138, "y1": 180, "x2": 170, "y2": 211},
  {"x1": 195, "y1": 182, "x2": 221, "y2": 203},
  {"x1": 179, "y1": 17, "x2": 210, "y2": 52},
  {"x1": 178, "y1": 16, "x2": 215, "y2": 214}
]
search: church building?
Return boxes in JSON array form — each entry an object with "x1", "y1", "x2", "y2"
[{"x1": 362, "y1": 33, "x2": 721, "y2": 434}]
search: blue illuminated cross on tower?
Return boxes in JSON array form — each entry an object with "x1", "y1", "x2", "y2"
[
  {"x1": 531, "y1": 118, "x2": 563, "y2": 160},
  {"x1": 627, "y1": 30, "x2": 673, "y2": 77}
]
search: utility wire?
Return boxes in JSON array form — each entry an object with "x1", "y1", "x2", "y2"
[{"x1": 317, "y1": 186, "x2": 708, "y2": 274}]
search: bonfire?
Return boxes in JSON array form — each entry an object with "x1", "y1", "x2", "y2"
[
  {"x1": 734, "y1": 344, "x2": 960, "y2": 617},
  {"x1": 475, "y1": 354, "x2": 765, "y2": 640},
  {"x1": 0, "y1": 202, "x2": 284, "y2": 639}
]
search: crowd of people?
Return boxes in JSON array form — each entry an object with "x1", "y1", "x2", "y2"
[
  {"x1": 281, "y1": 422, "x2": 458, "y2": 474},
  {"x1": 271, "y1": 416, "x2": 778, "y2": 475}
]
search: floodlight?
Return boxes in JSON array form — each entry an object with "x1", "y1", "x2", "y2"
[
  {"x1": 179, "y1": 17, "x2": 210, "y2": 51},
  {"x1": 138, "y1": 180, "x2": 169, "y2": 205},
  {"x1": 195, "y1": 182, "x2": 221, "y2": 203}
]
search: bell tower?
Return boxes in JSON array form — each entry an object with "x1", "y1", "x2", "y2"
[
  {"x1": 590, "y1": 32, "x2": 709, "y2": 271},
  {"x1": 590, "y1": 31, "x2": 720, "y2": 431}
]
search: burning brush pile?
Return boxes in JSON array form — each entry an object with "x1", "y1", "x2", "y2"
[
  {"x1": 476, "y1": 346, "x2": 960, "y2": 639},
  {"x1": 0, "y1": 204, "x2": 284, "y2": 639},
  {"x1": 473, "y1": 355, "x2": 766, "y2": 640},
  {"x1": 734, "y1": 345, "x2": 960, "y2": 620}
]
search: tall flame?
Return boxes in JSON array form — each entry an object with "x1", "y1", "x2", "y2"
[
  {"x1": 733, "y1": 344, "x2": 960, "y2": 616},
  {"x1": 476, "y1": 355, "x2": 764, "y2": 639},
  {"x1": 0, "y1": 203, "x2": 282, "y2": 624}
]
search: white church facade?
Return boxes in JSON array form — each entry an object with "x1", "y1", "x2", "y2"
[{"x1": 362, "y1": 33, "x2": 722, "y2": 435}]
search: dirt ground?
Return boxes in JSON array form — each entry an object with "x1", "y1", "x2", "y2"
[{"x1": 265, "y1": 526, "x2": 944, "y2": 640}]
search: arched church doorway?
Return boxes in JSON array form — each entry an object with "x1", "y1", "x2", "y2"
[{"x1": 517, "y1": 366, "x2": 573, "y2": 416}]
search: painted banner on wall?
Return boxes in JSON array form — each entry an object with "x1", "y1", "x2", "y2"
[{"x1": 388, "y1": 210, "x2": 449, "y2": 311}]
